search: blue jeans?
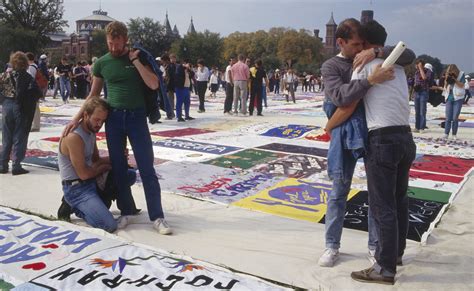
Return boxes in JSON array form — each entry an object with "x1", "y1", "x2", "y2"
[
  {"x1": 105, "y1": 107, "x2": 164, "y2": 221},
  {"x1": 63, "y1": 179, "x2": 117, "y2": 232},
  {"x1": 365, "y1": 130, "x2": 416, "y2": 274},
  {"x1": 325, "y1": 152, "x2": 378, "y2": 250},
  {"x1": 59, "y1": 76, "x2": 71, "y2": 102},
  {"x1": 175, "y1": 87, "x2": 191, "y2": 119},
  {"x1": 445, "y1": 98, "x2": 463, "y2": 135},
  {"x1": 414, "y1": 91, "x2": 428, "y2": 130},
  {"x1": 262, "y1": 85, "x2": 267, "y2": 107},
  {"x1": 0, "y1": 99, "x2": 30, "y2": 171}
]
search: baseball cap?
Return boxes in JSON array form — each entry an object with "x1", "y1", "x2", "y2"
[{"x1": 40, "y1": 54, "x2": 47, "y2": 59}]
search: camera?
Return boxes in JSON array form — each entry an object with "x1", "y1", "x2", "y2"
[{"x1": 446, "y1": 75, "x2": 456, "y2": 85}]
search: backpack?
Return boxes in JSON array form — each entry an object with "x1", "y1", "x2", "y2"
[{"x1": 30, "y1": 64, "x2": 48, "y2": 90}]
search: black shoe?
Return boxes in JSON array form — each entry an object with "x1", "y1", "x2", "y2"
[
  {"x1": 351, "y1": 267, "x2": 394, "y2": 285},
  {"x1": 165, "y1": 116, "x2": 173, "y2": 120},
  {"x1": 12, "y1": 168, "x2": 29, "y2": 175},
  {"x1": 185, "y1": 116, "x2": 195, "y2": 120},
  {"x1": 57, "y1": 199, "x2": 72, "y2": 222},
  {"x1": 0, "y1": 167, "x2": 8, "y2": 174},
  {"x1": 177, "y1": 118, "x2": 185, "y2": 122},
  {"x1": 249, "y1": 112, "x2": 253, "y2": 116},
  {"x1": 197, "y1": 110, "x2": 205, "y2": 113}
]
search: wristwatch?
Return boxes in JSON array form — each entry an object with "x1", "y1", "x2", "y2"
[{"x1": 373, "y1": 47, "x2": 381, "y2": 58}]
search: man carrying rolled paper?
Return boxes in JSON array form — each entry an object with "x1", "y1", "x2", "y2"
[
  {"x1": 324, "y1": 20, "x2": 416, "y2": 285},
  {"x1": 320, "y1": 18, "x2": 416, "y2": 280}
]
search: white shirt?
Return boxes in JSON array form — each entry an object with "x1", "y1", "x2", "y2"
[
  {"x1": 352, "y1": 58, "x2": 410, "y2": 130},
  {"x1": 225, "y1": 65, "x2": 232, "y2": 82},
  {"x1": 27, "y1": 63, "x2": 37, "y2": 78},
  {"x1": 195, "y1": 66, "x2": 210, "y2": 82},
  {"x1": 284, "y1": 72, "x2": 296, "y2": 83},
  {"x1": 210, "y1": 73, "x2": 218, "y2": 84}
]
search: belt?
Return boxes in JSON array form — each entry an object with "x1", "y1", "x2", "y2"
[
  {"x1": 369, "y1": 125, "x2": 411, "y2": 137},
  {"x1": 61, "y1": 178, "x2": 88, "y2": 186}
]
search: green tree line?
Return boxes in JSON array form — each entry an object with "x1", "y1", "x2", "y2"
[{"x1": 1, "y1": 1, "x2": 466, "y2": 77}]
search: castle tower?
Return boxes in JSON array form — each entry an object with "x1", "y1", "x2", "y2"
[
  {"x1": 187, "y1": 17, "x2": 196, "y2": 34},
  {"x1": 361, "y1": 10, "x2": 374, "y2": 25},
  {"x1": 164, "y1": 11, "x2": 173, "y2": 36},
  {"x1": 173, "y1": 24, "x2": 180, "y2": 37},
  {"x1": 325, "y1": 12, "x2": 338, "y2": 55}
]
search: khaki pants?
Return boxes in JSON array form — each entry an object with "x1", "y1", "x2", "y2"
[{"x1": 31, "y1": 102, "x2": 40, "y2": 131}]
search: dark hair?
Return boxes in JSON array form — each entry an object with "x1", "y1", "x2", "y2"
[
  {"x1": 161, "y1": 54, "x2": 170, "y2": 62},
  {"x1": 335, "y1": 18, "x2": 362, "y2": 41},
  {"x1": 238, "y1": 54, "x2": 245, "y2": 61},
  {"x1": 361, "y1": 20, "x2": 387, "y2": 46},
  {"x1": 197, "y1": 58, "x2": 204, "y2": 65},
  {"x1": 25, "y1": 52, "x2": 35, "y2": 61},
  {"x1": 255, "y1": 59, "x2": 263, "y2": 67}
]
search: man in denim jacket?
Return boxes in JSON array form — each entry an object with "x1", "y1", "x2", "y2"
[{"x1": 319, "y1": 18, "x2": 415, "y2": 268}]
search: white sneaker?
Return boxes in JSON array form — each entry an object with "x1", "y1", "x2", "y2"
[
  {"x1": 452, "y1": 135, "x2": 457, "y2": 140},
  {"x1": 117, "y1": 215, "x2": 135, "y2": 229},
  {"x1": 368, "y1": 249, "x2": 376, "y2": 265},
  {"x1": 419, "y1": 129, "x2": 424, "y2": 134},
  {"x1": 153, "y1": 218, "x2": 173, "y2": 235},
  {"x1": 318, "y1": 248, "x2": 339, "y2": 267},
  {"x1": 444, "y1": 134, "x2": 449, "y2": 139}
]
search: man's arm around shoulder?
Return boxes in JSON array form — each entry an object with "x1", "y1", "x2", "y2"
[{"x1": 321, "y1": 59, "x2": 371, "y2": 107}]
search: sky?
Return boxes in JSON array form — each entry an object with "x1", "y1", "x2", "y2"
[{"x1": 62, "y1": 0, "x2": 474, "y2": 73}]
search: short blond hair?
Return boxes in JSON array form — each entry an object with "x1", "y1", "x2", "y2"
[
  {"x1": 10, "y1": 51, "x2": 29, "y2": 71},
  {"x1": 106, "y1": 21, "x2": 128, "y2": 39},
  {"x1": 83, "y1": 97, "x2": 109, "y2": 116}
]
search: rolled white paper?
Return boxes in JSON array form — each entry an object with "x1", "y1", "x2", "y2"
[{"x1": 381, "y1": 41, "x2": 406, "y2": 68}]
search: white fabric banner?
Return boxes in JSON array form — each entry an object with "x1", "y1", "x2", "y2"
[
  {"x1": 22, "y1": 244, "x2": 287, "y2": 290},
  {"x1": 0, "y1": 207, "x2": 123, "y2": 286}
]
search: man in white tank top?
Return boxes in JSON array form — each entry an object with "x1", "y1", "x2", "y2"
[{"x1": 58, "y1": 98, "x2": 132, "y2": 232}]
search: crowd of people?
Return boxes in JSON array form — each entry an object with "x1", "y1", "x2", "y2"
[{"x1": 0, "y1": 17, "x2": 472, "y2": 286}]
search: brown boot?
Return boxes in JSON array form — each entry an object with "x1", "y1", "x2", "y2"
[{"x1": 351, "y1": 267, "x2": 395, "y2": 285}]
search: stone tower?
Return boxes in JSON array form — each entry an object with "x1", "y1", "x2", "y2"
[
  {"x1": 325, "y1": 12, "x2": 338, "y2": 55},
  {"x1": 187, "y1": 17, "x2": 196, "y2": 34},
  {"x1": 164, "y1": 11, "x2": 173, "y2": 36},
  {"x1": 361, "y1": 10, "x2": 374, "y2": 25}
]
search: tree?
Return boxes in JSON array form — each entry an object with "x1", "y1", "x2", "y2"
[
  {"x1": 127, "y1": 17, "x2": 179, "y2": 57},
  {"x1": 0, "y1": 0, "x2": 67, "y2": 66},
  {"x1": 0, "y1": 0, "x2": 67, "y2": 34},
  {"x1": 90, "y1": 29, "x2": 108, "y2": 58},
  {"x1": 277, "y1": 29, "x2": 323, "y2": 71},
  {"x1": 417, "y1": 54, "x2": 444, "y2": 78},
  {"x1": 0, "y1": 25, "x2": 38, "y2": 68},
  {"x1": 171, "y1": 30, "x2": 223, "y2": 68}
]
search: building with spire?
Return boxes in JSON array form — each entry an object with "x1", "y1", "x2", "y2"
[
  {"x1": 360, "y1": 10, "x2": 374, "y2": 25},
  {"x1": 324, "y1": 12, "x2": 338, "y2": 55},
  {"x1": 321, "y1": 10, "x2": 375, "y2": 57},
  {"x1": 173, "y1": 24, "x2": 180, "y2": 37},
  {"x1": 187, "y1": 17, "x2": 196, "y2": 34},
  {"x1": 164, "y1": 11, "x2": 173, "y2": 36}
]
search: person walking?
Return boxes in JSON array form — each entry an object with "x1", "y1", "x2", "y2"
[
  {"x1": 442, "y1": 64, "x2": 465, "y2": 140},
  {"x1": 0, "y1": 52, "x2": 40, "y2": 175}
]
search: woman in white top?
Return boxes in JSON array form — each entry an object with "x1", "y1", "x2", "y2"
[
  {"x1": 209, "y1": 69, "x2": 219, "y2": 97},
  {"x1": 283, "y1": 68, "x2": 296, "y2": 103}
]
